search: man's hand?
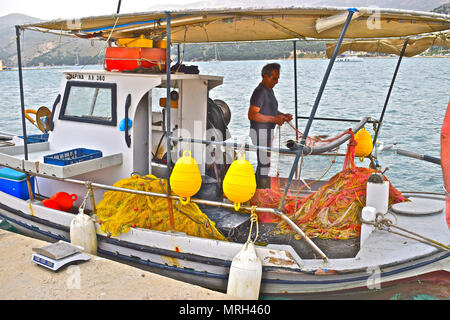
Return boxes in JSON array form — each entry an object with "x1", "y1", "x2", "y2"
[
  {"x1": 274, "y1": 115, "x2": 286, "y2": 126},
  {"x1": 282, "y1": 113, "x2": 293, "y2": 122}
]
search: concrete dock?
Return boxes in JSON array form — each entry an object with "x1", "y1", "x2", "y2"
[{"x1": 0, "y1": 229, "x2": 234, "y2": 300}]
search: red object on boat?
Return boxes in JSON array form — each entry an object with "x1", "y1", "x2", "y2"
[
  {"x1": 441, "y1": 98, "x2": 450, "y2": 229},
  {"x1": 51, "y1": 192, "x2": 78, "y2": 212},
  {"x1": 104, "y1": 47, "x2": 167, "y2": 72},
  {"x1": 42, "y1": 198, "x2": 62, "y2": 210}
]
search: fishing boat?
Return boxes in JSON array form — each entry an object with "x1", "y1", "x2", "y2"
[
  {"x1": 0, "y1": 6, "x2": 449, "y2": 298},
  {"x1": 335, "y1": 54, "x2": 363, "y2": 62}
]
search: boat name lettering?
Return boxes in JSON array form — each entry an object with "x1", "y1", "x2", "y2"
[{"x1": 67, "y1": 74, "x2": 105, "y2": 81}]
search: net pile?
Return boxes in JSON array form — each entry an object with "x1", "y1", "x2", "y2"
[
  {"x1": 251, "y1": 130, "x2": 407, "y2": 240},
  {"x1": 95, "y1": 174, "x2": 227, "y2": 240}
]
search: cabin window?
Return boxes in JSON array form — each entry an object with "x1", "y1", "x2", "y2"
[{"x1": 59, "y1": 81, "x2": 117, "y2": 126}]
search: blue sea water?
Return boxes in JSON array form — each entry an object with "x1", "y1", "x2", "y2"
[
  {"x1": 201, "y1": 57, "x2": 449, "y2": 194},
  {"x1": 0, "y1": 57, "x2": 448, "y2": 299},
  {"x1": 0, "y1": 58, "x2": 448, "y2": 194}
]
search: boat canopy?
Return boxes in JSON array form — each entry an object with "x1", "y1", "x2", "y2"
[
  {"x1": 19, "y1": 7, "x2": 450, "y2": 43},
  {"x1": 326, "y1": 32, "x2": 450, "y2": 57}
]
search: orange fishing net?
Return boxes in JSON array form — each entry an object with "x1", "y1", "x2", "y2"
[{"x1": 250, "y1": 129, "x2": 407, "y2": 240}]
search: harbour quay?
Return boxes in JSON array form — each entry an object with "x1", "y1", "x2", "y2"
[{"x1": 0, "y1": 229, "x2": 233, "y2": 300}]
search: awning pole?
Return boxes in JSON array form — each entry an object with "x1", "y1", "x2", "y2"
[
  {"x1": 15, "y1": 25, "x2": 34, "y2": 201},
  {"x1": 278, "y1": 8, "x2": 358, "y2": 210},
  {"x1": 165, "y1": 12, "x2": 175, "y2": 232},
  {"x1": 15, "y1": 26, "x2": 29, "y2": 159},
  {"x1": 293, "y1": 40, "x2": 299, "y2": 139},
  {"x1": 372, "y1": 38, "x2": 409, "y2": 148},
  {"x1": 116, "y1": 0, "x2": 122, "y2": 14},
  {"x1": 165, "y1": 12, "x2": 172, "y2": 181},
  {"x1": 293, "y1": 40, "x2": 299, "y2": 180}
]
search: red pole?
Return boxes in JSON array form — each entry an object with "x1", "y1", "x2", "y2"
[{"x1": 441, "y1": 98, "x2": 450, "y2": 229}]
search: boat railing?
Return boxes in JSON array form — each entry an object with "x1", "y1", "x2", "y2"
[{"x1": 168, "y1": 116, "x2": 373, "y2": 158}]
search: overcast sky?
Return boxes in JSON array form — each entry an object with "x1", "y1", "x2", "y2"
[{"x1": 0, "y1": 0, "x2": 201, "y2": 20}]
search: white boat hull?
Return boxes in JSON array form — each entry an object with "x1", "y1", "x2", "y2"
[{"x1": 1, "y1": 190, "x2": 448, "y2": 296}]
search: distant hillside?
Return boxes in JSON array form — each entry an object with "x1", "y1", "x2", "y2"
[
  {"x1": 432, "y1": 3, "x2": 450, "y2": 14},
  {"x1": 0, "y1": 13, "x2": 105, "y2": 67},
  {"x1": 1, "y1": 1, "x2": 448, "y2": 67},
  {"x1": 147, "y1": 0, "x2": 449, "y2": 12}
]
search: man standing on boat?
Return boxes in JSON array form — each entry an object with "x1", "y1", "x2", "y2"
[{"x1": 248, "y1": 63, "x2": 292, "y2": 189}]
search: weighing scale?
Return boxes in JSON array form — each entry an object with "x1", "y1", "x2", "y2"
[{"x1": 31, "y1": 240, "x2": 90, "y2": 271}]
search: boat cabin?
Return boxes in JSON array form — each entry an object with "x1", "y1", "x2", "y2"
[{"x1": 1, "y1": 70, "x2": 229, "y2": 205}]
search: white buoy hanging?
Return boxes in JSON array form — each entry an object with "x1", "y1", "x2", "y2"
[
  {"x1": 366, "y1": 172, "x2": 389, "y2": 214},
  {"x1": 226, "y1": 207, "x2": 262, "y2": 300},
  {"x1": 70, "y1": 190, "x2": 97, "y2": 255}
]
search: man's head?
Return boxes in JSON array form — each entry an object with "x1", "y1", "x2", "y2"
[{"x1": 261, "y1": 63, "x2": 280, "y2": 89}]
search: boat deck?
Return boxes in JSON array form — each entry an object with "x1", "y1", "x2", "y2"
[
  {"x1": 202, "y1": 194, "x2": 449, "y2": 266},
  {"x1": 202, "y1": 205, "x2": 360, "y2": 259}
]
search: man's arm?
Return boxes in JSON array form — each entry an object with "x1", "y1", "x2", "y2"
[{"x1": 248, "y1": 105, "x2": 285, "y2": 125}]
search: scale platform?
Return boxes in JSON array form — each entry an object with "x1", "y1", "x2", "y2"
[{"x1": 31, "y1": 240, "x2": 90, "y2": 271}]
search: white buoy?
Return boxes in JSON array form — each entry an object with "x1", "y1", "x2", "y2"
[
  {"x1": 360, "y1": 206, "x2": 377, "y2": 248},
  {"x1": 226, "y1": 241, "x2": 262, "y2": 300},
  {"x1": 70, "y1": 212, "x2": 98, "y2": 255},
  {"x1": 366, "y1": 173, "x2": 389, "y2": 214}
]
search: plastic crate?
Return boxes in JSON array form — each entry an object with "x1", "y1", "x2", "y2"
[
  {"x1": 44, "y1": 148, "x2": 102, "y2": 166},
  {"x1": 19, "y1": 133, "x2": 49, "y2": 144}
]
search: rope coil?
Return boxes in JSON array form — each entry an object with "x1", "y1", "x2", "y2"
[
  {"x1": 246, "y1": 206, "x2": 259, "y2": 244},
  {"x1": 359, "y1": 211, "x2": 450, "y2": 252}
]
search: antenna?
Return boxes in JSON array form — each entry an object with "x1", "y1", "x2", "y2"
[{"x1": 116, "y1": 0, "x2": 122, "y2": 14}]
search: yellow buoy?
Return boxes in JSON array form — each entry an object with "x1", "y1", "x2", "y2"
[
  {"x1": 354, "y1": 127, "x2": 373, "y2": 160},
  {"x1": 223, "y1": 152, "x2": 257, "y2": 211},
  {"x1": 170, "y1": 150, "x2": 202, "y2": 205}
]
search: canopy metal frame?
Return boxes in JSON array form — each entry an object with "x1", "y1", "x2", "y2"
[{"x1": 277, "y1": 8, "x2": 358, "y2": 209}]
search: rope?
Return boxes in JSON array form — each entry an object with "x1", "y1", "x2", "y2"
[
  {"x1": 78, "y1": 190, "x2": 91, "y2": 214},
  {"x1": 246, "y1": 206, "x2": 259, "y2": 244},
  {"x1": 360, "y1": 212, "x2": 450, "y2": 252},
  {"x1": 444, "y1": 186, "x2": 450, "y2": 197},
  {"x1": 269, "y1": 124, "x2": 281, "y2": 178},
  {"x1": 28, "y1": 203, "x2": 34, "y2": 216},
  {"x1": 86, "y1": 16, "x2": 120, "y2": 70}
]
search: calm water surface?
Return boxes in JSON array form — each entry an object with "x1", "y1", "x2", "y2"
[{"x1": 0, "y1": 57, "x2": 448, "y2": 299}]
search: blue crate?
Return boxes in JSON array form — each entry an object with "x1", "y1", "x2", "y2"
[
  {"x1": 44, "y1": 148, "x2": 103, "y2": 166},
  {"x1": 0, "y1": 167, "x2": 35, "y2": 200},
  {"x1": 19, "y1": 133, "x2": 49, "y2": 144}
]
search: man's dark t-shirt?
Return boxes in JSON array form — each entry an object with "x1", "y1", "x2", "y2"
[{"x1": 250, "y1": 83, "x2": 278, "y2": 131}]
